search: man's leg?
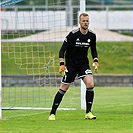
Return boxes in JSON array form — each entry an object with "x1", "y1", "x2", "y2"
[
  {"x1": 50, "y1": 89, "x2": 66, "y2": 115},
  {"x1": 83, "y1": 76, "x2": 96, "y2": 119},
  {"x1": 49, "y1": 83, "x2": 69, "y2": 120},
  {"x1": 86, "y1": 88, "x2": 94, "y2": 113}
]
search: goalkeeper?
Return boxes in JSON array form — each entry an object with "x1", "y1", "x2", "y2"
[{"x1": 49, "y1": 13, "x2": 99, "y2": 120}]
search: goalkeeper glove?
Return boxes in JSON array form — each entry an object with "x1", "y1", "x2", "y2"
[
  {"x1": 92, "y1": 58, "x2": 99, "y2": 73},
  {"x1": 59, "y1": 62, "x2": 66, "y2": 75}
]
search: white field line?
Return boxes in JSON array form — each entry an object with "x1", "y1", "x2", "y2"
[
  {"x1": 2, "y1": 107, "x2": 76, "y2": 120},
  {"x1": 3, "y1": 111, "x2": 47, "y2": 120},
  {"x1": 2, "y1": 103, "x2": 131, "y2": 120}
]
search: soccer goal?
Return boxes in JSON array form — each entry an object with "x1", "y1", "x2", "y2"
[{"x1": 0, "y1": 0, "x2": 88, "y2": 119}]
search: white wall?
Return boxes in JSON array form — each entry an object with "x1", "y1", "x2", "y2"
[
  {"x1": 88, "y1": 11, "x2": 132, "y2": 30},
  {"x1": 1, "y1": 11, "x2": 66, "y2": 31},
  {"x1": 1, "y1": 10, "x2": 132, "y2": 31}
]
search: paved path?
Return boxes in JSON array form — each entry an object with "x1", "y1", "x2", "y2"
[{"x1": 2, "y1": 27, "x2": 132, "y2": 42}]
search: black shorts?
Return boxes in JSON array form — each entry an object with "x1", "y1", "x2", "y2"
[{"x1": 61, "y1": 64, "x2": 92, "y2": 84}]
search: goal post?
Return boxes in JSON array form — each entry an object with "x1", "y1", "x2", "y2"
[
  {"x1": 80, "y1": 0, "x2": 86, "y2": 110},
  {"x1": 0, "y1": 9, "x2": 2, "y2": 120}
]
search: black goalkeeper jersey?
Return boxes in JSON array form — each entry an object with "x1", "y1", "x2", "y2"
[{"x1": 59, "y1": 28, "x2": 98, "y2": 66}]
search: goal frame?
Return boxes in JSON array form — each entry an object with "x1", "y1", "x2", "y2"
[
  {"x1": 80, "y1": 0, "x2": 86, "y2": 110},
  {"x1": 0, "y1": 0, "x2": 86, "y2": 120},
  {"x1": 0, "y1": 9, "x2": 2, "y2": 120},
  {"x1": 0, "y1": 0, "x2": 23, "y2": 7}
]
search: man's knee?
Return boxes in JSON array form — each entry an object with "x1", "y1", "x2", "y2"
[
  {"x1": 86, "y1": 82, "x2": 94, "y2": 88},
  {"x1": 83, "y1": 76, "x2": 94, "y2": 88},
  {"x1": 60, "y1": 83, "x2": 69, "y2": 91}
]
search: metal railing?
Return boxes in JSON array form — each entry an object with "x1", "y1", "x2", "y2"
[{"x1": 1, "y1": 5, "x2": 133, "y2": 32}]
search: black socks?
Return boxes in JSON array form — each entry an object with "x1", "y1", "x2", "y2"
[
  {"x1": 86, "y1": 88, "x2": 94, "y2": 113},
  {"x1": 50, "y1": 88, "x2": 94, "y2": 115},
  {"x1": 50, "y1": 89, "x2": 66, "y2": 115}
]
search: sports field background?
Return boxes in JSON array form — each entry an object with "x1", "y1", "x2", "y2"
[
  {"x1": 1, "y1": 1, "x2": 133, "y2": 132},
  {"x1": 1, "y1": 41, "x2": 132, "y2": 133},
  {"x1": 1, "y1": 87, "x2": 132, "y2": 133}
]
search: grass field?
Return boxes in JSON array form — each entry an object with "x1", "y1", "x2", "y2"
[
  {"x1": 1, "y1": 87, "x2": 132, "y2": 133},
  {"x1": 2, "y1": 41, "x2": 132, "y2": 74},
  {"x1": 1, "y1": 41, "x2": 132, "y2": 132}
]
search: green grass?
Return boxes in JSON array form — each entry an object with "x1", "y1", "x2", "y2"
[
  {"x1": 2, "y1": 42, "x2": 132, "y2": 74},
  {"x1": 1, "y1": 87, "x2": 132, "y2": 133},
  {"x1": 1, "y1": 31, "x2": 43, "y2": 39}
]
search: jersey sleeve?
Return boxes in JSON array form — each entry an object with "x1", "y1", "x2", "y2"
[
  {"x1": 90, "y1": 34, "x2": 98, "y2": 59},
  {"x1": 59, "y1": 32, "x2": 73, "y2": 58}
]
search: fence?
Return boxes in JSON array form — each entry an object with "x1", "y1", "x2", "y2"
[
  {"x1": 1, "y1": 5, "x2": 133, "y2": 33},
  {"x1": 2, "y1": 75, "x2": 132, "y2": 87}
]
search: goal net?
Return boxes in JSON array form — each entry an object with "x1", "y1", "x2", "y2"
[{"x1": 1, "y1": 0, "x2": 81, "y2": 117}]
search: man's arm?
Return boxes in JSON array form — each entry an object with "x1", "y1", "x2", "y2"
[
  {"x1": 59, "y1": 34, "x2": 71, "y2": 74},
  {"x1": 90, "y1": 34, "x2": 98, "y2": 59},
  {"x1": 90, "y1": 34, "x2": 99, "y2": 72},
  {"x1": 59, "y1": 32, "x2": 73, "y2": 63}
]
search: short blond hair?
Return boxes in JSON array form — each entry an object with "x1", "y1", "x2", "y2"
[{"x1": 79, "y1": 13, "x2": 89, "y2": 20}]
